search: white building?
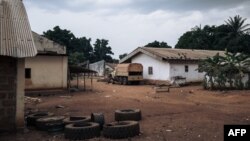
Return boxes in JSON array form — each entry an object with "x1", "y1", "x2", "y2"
[
  {"x1": 89, "y1": 60, "x2": 117, "y2": 76},
  {"x1": 120, "y1": 47, "x2": 225, "y2": 83},
  {"x1": 25, "y1": 32, "x2": 68, "y2": 90}
]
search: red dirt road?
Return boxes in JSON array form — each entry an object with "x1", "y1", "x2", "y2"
[{"x1": 1, "y1": 79, "x2": 250, "y2": 141}]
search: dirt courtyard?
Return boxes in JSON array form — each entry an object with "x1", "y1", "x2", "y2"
[{"x1": 1, "y1": 79, "x2": 250, "y2": 141}]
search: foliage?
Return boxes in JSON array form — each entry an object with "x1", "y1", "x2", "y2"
[
  {"x1": 176, "y1": 15, "x2": 250, "y2": 54},
  {"x1": 68, "y1": 52, "x2": 85, "y2": 66},
  {"x1": 145, "y1": 40, "x2": 172, "y2": 48},
  {"x1": 43, "y1": 26, "x2": 115, "y2": 64},
  {"x1": 119, "y1": 53, "x2": 128, "y2": 60},
  {"x1": 93, "y1": 39, "x2": 114, "y2": 63},
  {"x1": 198, "y1": 52, "x2": 250, "y2": 90}
]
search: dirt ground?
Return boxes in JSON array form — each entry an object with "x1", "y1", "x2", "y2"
[{"x1": 1, "y1": 79, "x2": 250, "y2": 141}]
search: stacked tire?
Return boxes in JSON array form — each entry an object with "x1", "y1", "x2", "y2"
[
  {"x1": 25, "y1": 109, "x2": 142, "y2": 140},
  {"x1": 91, "y1": 113, "x2": 105, "y2": 129},
  {"x1": 65, "y1": 122, "x2": 100, "y2": 140},
  {"x1": 103, "y1": 121, "x2": 140, "y2": 139},
  {"x1": 115, "y1": 109, "x2": 142, "y2": 121},
  {"x1": 63, "y1": 116, "x2": 91, "y2": 125},
  {"x1": 36, "y1": 116, "x2": 65, "y2": 132},
  {"x1": 103, "y1": 109, "x2": 142, "y2": 139},
  {"x1": 26, "y1": 111, "x2": 54, "y2": 127}
]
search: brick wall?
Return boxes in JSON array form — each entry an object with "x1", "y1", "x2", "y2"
[{"x1": 0, "y1": 56, "x2": 17, "y2": 131}]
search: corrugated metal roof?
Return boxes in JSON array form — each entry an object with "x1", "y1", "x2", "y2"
[
  {"x1": 0, "y1": 0, "x2": 37, "y2": 58},
  {"x1": 143, "y1": 47, "x2": 225, "y2": 60},
  {"x1": 32, "y1": 31, "x2": 66, "y2": 55},
  {"x1": 120, "y1": 47, "x2": 225, "y2": 63}
]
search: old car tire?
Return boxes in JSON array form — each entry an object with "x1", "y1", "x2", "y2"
[
  {"x1": 103, "y1": 121, "x2": 140, "y2": 139},
  {"x1": 115, "y1": 109, "x2": 141, "y2": 121},
  {"x1": 65, "y1": 122, "x2": 100, "y2": 140},
  {"x1": 47, "y1": 122, "x2": 65, "y2": 133},
  {"x1": 36, "y1": 116, "x2": 65, "y2": 131},
  {"x1": 26, "y1": 112, "x2": 54, "y2": 127},
  {"x1": 91, "y1": 113, "x2": 105, "y2": 129},
  {"x1": 63, "y1": 116, "x2": 91, "y2": 125}
]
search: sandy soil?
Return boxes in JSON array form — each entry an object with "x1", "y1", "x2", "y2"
[{"x1": 1, "y1": 79, "x2": 250, "y2": 141}]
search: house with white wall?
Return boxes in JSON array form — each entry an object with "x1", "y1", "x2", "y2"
[
  {"x1": 120, "y1": 47, "x2": 225, "y2": 83},
  {"x1": 25, "y1": 32, "x2": 68, "y2": 90}
]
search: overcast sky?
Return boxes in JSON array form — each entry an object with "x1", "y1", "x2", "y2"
[{"x1": 24, "y1": 0, "x2": 250, "y2": 58}]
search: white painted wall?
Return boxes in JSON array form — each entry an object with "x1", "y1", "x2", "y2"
[
  {"x1": 170, "y1": 64, "x2": 205, "y2": 82},
  {"x1": 25, "y1": 55, "x2": 68, "y2": 90},
  {"x1": 131, "y1": 53, "x2": 170, "y2": 81},
  {"x1": 131, "y1": 53, "x2": 205, "y2": 82}
]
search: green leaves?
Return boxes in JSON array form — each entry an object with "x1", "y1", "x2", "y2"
[
  {"x1": 199, "y1": 52, "x2": 250, "y2": 90},
  {"x1": 144, "y1": 41, "x2": 172, "y2": 48},
  {"x1": 43, "y1": 26, "x2": 116, "y2": 65},
  {"x1": 175, "y1": 15, "x2": 250, "y2": 55},
  {"x1": 93, "y1": 39, "x2": 114, "y2": 63}
]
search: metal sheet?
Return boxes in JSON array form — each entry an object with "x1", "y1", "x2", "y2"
[
  {"x1": 0, "y1": 0, "x2": 37, "y2": 58},
  {"x1": 120, "y1": 47, "x2": 225, "y2": 63}
]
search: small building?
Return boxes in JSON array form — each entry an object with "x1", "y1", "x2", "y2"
[
  {"x1": 89, "y1": 60, "x2": 117, "y2": 76},
  {"x1": 25, "y1": 32, "x2": 68, "y2": 90},
  {"x1": 120, "y1": 47, "x2": 224, "y2": 83},
  {"x1": 0, "y1": 0, "x2": 37, "y2": 131}
]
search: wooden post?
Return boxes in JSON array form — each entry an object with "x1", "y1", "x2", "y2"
[
  {"x1": 91, "y1": 73, "x2": 93, "y2": 91},
  {"x1": 68, "y1": 69, "x2": 71, "y2": 95},
  {"x1": 77, "y1": 73, "x2": 79, "y2": 89},
  {"x1": 84, "y1": 73, "x2": 86, "y2": 91}
]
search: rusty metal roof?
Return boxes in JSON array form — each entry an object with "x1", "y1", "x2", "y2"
[
  {"x1": 120, "y1": 47, "x2": 225, "y2": 63},
  {"x1": 0, "y1": 0, "x2": 37, "y2": 58},
  {"x1": 32, "y1": 32, "x2": 67, "y2": 55}
]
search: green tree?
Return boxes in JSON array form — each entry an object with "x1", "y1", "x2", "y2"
[
  {"x1": 43, "y1": 26, "x2": 75, "y2": 54},
  {"x1": 145, "y1": 40, "x2": 172, "y2": 48},
  {"x1": 199, "y1": 52, "x2": 250, "y2": 90},
  {"x1": 225, "y1": 15, "x2": 250, "y2": 36},
  {"x1": 119, "y1": 53, "x2": 128, "y2": 60},
  {"x1": 93, "y1": 39, "x2": 114, "y2": 63},
  {"x1": 43, "y1": 26, "x2": 95, "y2": 64},
  {"x1": 68, "y1": 52, "x2": 85, "y2": 66},
  {"x1": 175, "y1": 15, "x2": 250, "y2": 54},
  {"x1": 198, "y1": 54, "x2": 224, "y2": 89}
]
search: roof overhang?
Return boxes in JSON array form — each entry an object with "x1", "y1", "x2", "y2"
[{"x1": 0, "y1": 0, "x2": 37, "y2": 58}]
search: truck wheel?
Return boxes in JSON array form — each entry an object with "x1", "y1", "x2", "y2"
[
  {"x1": 103, "y1": 121, "x2": 140, "y2": 139},
  {"x1": 112, "y1": 79, "x2": 115, "y2": 84},
  {"x1": 118, "y1": 77, "x2": 123, "y2": 85},
  {"x1": 122, "y1": 77, "x2": 128, "y2": 85},
  {"x1": 115, "y1": 109, "x2": 142, "y2": 121}
]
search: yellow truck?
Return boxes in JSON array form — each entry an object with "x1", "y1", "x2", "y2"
[{"x1": 109, "y1": 63, "x2": 143, "y2": 85}]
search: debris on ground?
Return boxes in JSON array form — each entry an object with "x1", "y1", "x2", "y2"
[
  {"x1": 154, "y1": 86, "x2": 170, "y2": 93},
  {"x1": 166, "y1": 129, "x2": 172, "y2": 132},
  {"x1": 55, "y1": 105, "x2": 65, "y2": 109},
  {"x1": 69, "y1": 88, "x2": 79, "y2": 92},
  {"x1": 97, "y1": 78, "x2": 109, "y2": 82},
  {"x1": 105, "y1": 95, "x2": 111, "y2": 98},
  {"x1": 60, "y1": 96, "x2": 72, "y2": 99},
  {"x1": 25, "y1": 96, "x2": 42, "y2": 104}
]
